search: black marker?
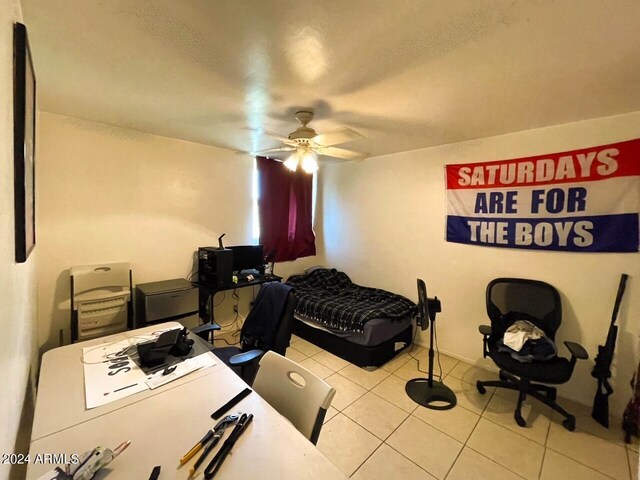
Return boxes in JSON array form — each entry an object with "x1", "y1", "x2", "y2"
[{"x1": 211, "y1": 388, "x2": 252, "y2": 420}]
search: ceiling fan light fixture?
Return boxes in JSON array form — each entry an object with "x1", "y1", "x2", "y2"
[
  {"x1": 283, "y1": 154, "x2": 299, "y2": 172},
  {"x1": 256, "y1": 109, "x2": 365, "y2": 171},
  {"x1": 301, "y1": 152, "x2": 318, "y2": 173}
]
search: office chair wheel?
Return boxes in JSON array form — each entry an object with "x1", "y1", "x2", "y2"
[
  {"x1": 514, "y1": 411, "x2": 526, "y2": 428},
  {"x1": 476, "y1": 381, "x2": 486, "y2": 395},
  {"x1": 562, "y1": 416, "x2": 576, "y2": 431}
]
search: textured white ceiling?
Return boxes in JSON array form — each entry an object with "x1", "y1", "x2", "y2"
[{"x1": 22, "y1": 0, "x2": 640, "y2": 160}]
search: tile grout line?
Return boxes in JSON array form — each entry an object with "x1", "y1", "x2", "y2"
[
  {"x1": 367, "y1": 388, "x2": 418, "y2": 415},
  {"x1": 443, "y1": 392, "x2": 490, "y2": 480},
  {"x1": 311, "y1": 344, "x2": 627, "y2": 480},
  {"x1": 322, "y1": 412, "x2": 382, "y2": 478},
  {"x1": 536, "y1": 413, "x2": 553, "y2": 480},
  {"x1": 537, "y1": 447, "x2": 547, "y2": 480},
  {"x1": 626, "y1": 447, "x2": 636, "y2": 480},
  {"x1": 480, "y1": 411, "x2": 549, "y2": 447},
  {"x1": 338, "y1": 402, "x2": 405, "y2": 445},
  {"x1": 346, "y1": 355, "x2": 441, "y2": 479},
  {"x1": 463, "y1": 444, "x2": 529, "y2": 480},
  {"x1": 543, "y1": 445, "x2": 622, "y2": 480},
  {"x1": 325, "y1": 374, "x2": 368, "y2": 412},
  {"x1": 329, "y1": 357, "x2": 504, "y2": 476},
  {"x1": 348, "y1": 436, "x2": 387, "y2": 477},
  {"x1": 542, "y1": 412, "x2": 552, "y2": 446},
  {"x1": 381, "y1": 443, "x2": 439, "y2": 480},
  {"x1": 338, "y1": 386, "x2": 425, "y2": 477},
  {"x1": 442, "y1": 442, "x2": 466, "y2": 480},
  {"x1": 408, "y1": 404, "x2": 477, "y2": 445},
  {"x1": 379, "y1": 415, "x2": 441, "y2": 480}
]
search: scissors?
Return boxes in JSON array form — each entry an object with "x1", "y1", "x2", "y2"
[{"x1": 188, "y1": 414, "x2": 240, "y2": 478}]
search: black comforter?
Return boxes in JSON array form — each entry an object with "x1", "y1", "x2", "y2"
[{"x1": 286, "y1": 269, "x2": 417, "y2": 333}]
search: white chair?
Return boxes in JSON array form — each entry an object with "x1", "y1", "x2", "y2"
[{"x1": 252, "y1": 350, "x2": 336, "y2": 445}]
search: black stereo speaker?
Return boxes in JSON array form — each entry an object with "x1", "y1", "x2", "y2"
[{"x1": 198, "y1": 247, "x2": 233, "y2": 288}]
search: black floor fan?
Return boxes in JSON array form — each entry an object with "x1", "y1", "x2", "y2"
[{"x1": 405, "y1": 279, "x2": 457, "y2": 410}]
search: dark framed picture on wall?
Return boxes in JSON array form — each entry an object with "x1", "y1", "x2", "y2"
[{"x1": 13, "y1": 22, "x2": 36, "y2": 263}]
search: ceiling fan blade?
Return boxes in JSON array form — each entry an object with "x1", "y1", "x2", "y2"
[
  {"x1": 315, "y1": 146, "x2": 367, "y2": 161},
  {"x1": 252, "y1": 146, "x2": 296, "y2": 155},
  {"x1": 243, "y1": 126, "x2": 298, "y2": 146},
  {"x1": 261, "y1": 130, "x2": 298, "y2": 146},
  {"x1": 313, "y1": 128, "x2": 363, "y2": 147}
]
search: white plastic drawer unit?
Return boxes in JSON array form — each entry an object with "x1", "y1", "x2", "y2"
[
  {"x1": 135, "y1": 278, "x2": 198, "y2": 325},
  {"x1": 70, "y1": 262, "x2": 132, "y2": 342}
]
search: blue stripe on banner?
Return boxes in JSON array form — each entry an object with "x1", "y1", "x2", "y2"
[{"x1": 446, "y1": 213, "x2": 639, "y2": 252}]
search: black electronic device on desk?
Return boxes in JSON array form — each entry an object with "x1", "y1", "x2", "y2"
[
  {"x1": 229, "y1": 244, "x2": 265, "y2": 276},
  {"x1": 195, "y1": 273, "x2": 283, "y2": 325},
  {"x1": 195, "y1": 236, "x2": 282, "y2": 327},
  {"x1": 198, "y1": 240, "x2": 233, "y2": 289},
  {"x1": 135, "y1": 327, "x2": 194, "y2": 368},
  {"x1": 198, "y1": 246, "x2": 233, "y2": 287}
]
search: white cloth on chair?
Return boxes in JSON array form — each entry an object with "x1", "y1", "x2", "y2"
[{"x1": 503, "y1": 320, "x2": 545, "y2": 352}]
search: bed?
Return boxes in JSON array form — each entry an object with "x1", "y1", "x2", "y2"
[{"x1": 286, "y1": 268, "x2": 417, "y2": 368}]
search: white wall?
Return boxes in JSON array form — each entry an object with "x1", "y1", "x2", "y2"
[
  {"x1": 320, "y1": 111, "x2": 640, "y2": 418},
  {"x1": 36, "y1": 113, "x2": 258, "y2": 351},
  {"x1": 0, "y1": 1, "x2": 39, "y2": 479}
]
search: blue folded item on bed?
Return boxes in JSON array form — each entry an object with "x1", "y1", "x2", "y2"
[{"x1": 286, "y1": 269, "x2": 418, "y2": 333}]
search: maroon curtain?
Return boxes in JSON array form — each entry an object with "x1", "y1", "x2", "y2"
[{"x1": 257, "y1": 156, "x2": 316, "y2": 262}]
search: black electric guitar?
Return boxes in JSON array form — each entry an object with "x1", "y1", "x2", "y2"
[{"x1": 623, "y1": 361, "x2": 640, "y2": 443}]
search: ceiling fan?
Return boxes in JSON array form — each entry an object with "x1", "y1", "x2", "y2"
[{"x1": 252, "y1": 110, "x2": 367, "y2": 173}]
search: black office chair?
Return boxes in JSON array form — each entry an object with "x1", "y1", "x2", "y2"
[
  {"x1": 195, "y1": 282, "x2": 297, "y2": 384},
  {"x1": 476, "y1": 278, "x2": 588, "y2": 431}
]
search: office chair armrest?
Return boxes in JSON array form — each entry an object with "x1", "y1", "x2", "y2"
[
  {"x1": 191, "y1": 322, "x2": 221, "y2": 341},
  {"x1": 564, "y1": 341, "x2": 589, "y2": 360},
  {"x1": 229, "y1": 349, "x2": 264, "y2": 367},
  {"x1": 479, "y1": 325, "x2": 492, "y2": 358},
  {"x1": 479, "y1": 325, "x2": 492, "y2": 336},
  {"x1": 192, "y1": 322, "x2": 221, "y2": 334}
]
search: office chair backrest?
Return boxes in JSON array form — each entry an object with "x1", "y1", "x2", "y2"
[
  {"x1": 487, "y1": 278, "x2": 562, "y2": 342},
  {"x1": 252, "y1": 351, "x2": 336, "y2": 445},
  {"x1": 271, "y1": 291, "x2": 297, "y2": 355},
  {"x1": 240, "y1": 282, "x2": 297, "y2": 355}
]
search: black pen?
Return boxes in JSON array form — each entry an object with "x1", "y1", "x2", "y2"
[{"x1": 204, "y1": 414, "x2": 253, "y2": 479}]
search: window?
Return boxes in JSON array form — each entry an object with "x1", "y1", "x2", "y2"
[{"x1": 255, "y1": 156, "x2": 316, "y2": 262}]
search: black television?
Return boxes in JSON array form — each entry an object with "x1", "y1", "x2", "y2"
[{"x1": 229, "y1": 245, "x2": 265, "y2": 273}]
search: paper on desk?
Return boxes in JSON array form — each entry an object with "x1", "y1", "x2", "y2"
[
  {"x1": 145, "y1": 353, "x2": 217, "y2": 389},
  {"x1": 83, "y1": 338, "x2": 150, "y2": 409},
  {"x1": 83, "y1": 333, "x2": 217, "y2": 409}
]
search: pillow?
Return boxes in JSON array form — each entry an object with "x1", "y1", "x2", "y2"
[{"x1": 304, "y1": 265, "x2": 326, "y2": 274}]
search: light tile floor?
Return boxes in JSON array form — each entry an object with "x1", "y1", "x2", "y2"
[{"x1": 285, "y1": 335, "x2": 639, "y2": 480}]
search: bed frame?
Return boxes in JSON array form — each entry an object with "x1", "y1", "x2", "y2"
[{"x1": 292, "y1": 318, "x2": 413, "y2": 369}]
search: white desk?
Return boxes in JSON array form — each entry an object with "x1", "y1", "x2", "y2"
[{"x1": 28, "y1": 323, "x2": 345, "y2": 479}]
